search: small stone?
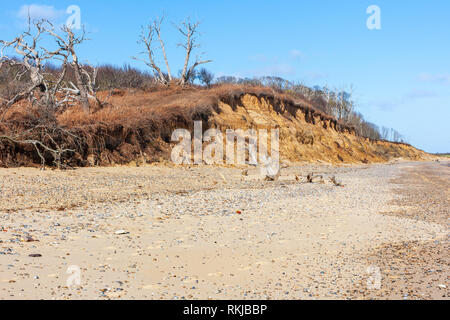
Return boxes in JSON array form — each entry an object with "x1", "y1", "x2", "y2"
[{"x1": 23, "y1": 236, "x2": 38, "y2": 242}]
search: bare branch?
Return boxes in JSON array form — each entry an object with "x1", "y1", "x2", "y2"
[
  {"x1": 154, "y1": 14, "x2": 172, "y2": 82},
  {"x1": 133, "y1": 24, "x2": 167, "y2": 85},
  {"x1": 47, "y1": 25, "x2": 92, "y2": 113},
  {"x1": 177, "y1": 18, "x2": 210, "y2": 86},
  {"x1": 0, "y1": 126, "x2": 77, "y2": 169}
]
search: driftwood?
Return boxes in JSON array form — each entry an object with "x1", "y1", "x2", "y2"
[
  {"x1": 307, "y1": 172, "x2": 323, "y2": 183},
  {"x1": 264, "y1": 171, "x2": 280, "y2": 181},
  {"x1": 329, "y1": 176, "x2": 344, "y2": 187}
]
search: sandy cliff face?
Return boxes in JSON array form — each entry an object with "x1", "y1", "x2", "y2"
[
  {"x1": 210, "y1": 94, "x2": 427, "y2": 164},
  {"x1": 0, "y1": 91, "x2": 429, "y2": 167}
]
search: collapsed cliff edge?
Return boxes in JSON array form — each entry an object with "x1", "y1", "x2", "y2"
[{"x1": 0, "y1": 85, "x2": 431, "y2": 168}]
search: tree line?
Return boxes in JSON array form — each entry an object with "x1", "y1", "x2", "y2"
[{"x1": 209, "y1": 75, "x2": 406, "y2": 142}]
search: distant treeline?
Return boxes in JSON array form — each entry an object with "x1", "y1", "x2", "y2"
[
  {"x1": 210, "y1": 75, "x2": 406, "y2": 142},
  {"x1": 434, "y1": 153, "x2": 450, "y2": 157}
]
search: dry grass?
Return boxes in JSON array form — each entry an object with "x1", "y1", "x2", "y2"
[{"x1": 0, "y1": 84, "x2": 418, "y2": 167}]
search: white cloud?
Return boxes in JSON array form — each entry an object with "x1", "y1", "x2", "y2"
[
  {"x1": 416, "y1": 73, "x2": 450, "y2": 84},
  {"x1": 405, "y1": 89, "x2": 437, "y2": 99},
  {"x1": 16, "y1": 4, "x2": 65, "y2": 21},
  {"x1": 248, "y1": 54, "x2": 269, "y2": 63},
  {"x1": 252, "y1": 63, "x2": 296, "y2": 77},
  {"x1": 304, "y1": 71, "x2": 327, "y2": 81},
  {"x1": 370, "y1": 89, "x2": 439, "y2": 111},
  {"x1": 289, "y1": 49, "x2": 304, "y2": 60},
  {"x1": 373, "y1": 100, "x2": 398, "y2": 111}
]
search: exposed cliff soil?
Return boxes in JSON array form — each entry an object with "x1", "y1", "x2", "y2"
[
  {"x1": 212, "y1": 94, "x2": 428, "y2": 164},
  {"x1": 0, "y1": 86, "x2": 429, "y2": 167}
]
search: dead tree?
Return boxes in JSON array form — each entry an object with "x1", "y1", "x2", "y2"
[
  {"x1": 134, "y1": 15, "x2": 211, "y2": 86},
  {"x1": 0, "y1": 18, "x2": 55, "y2": 119},
  {"x1": 177, "y1": 18, "x2": 212, "y2": 86},
  {"x1": 0, "y1": 19, "x2": 80, "y2": 168},
  {"x1": 154, "y1": 15, "x2": 173, "y2": 82},
  {"x1": 133, "y1": 21, "x2": 169, "y2": 85},
  {"x1": 1, "y1": 17, "x2": 95, "y2": 115},
  {"x1": 46, "y1": 25, "x2": 93, "y2": 113},
  {"x1": 334, "y1": 86, "x2": 354, "y2": 124}
]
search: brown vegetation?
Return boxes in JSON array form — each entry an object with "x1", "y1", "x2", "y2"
[{"x1": 0, "y1": 83, "x2": 428, "y2": 167}]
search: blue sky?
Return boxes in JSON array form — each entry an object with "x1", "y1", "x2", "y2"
[{"x1": 1, "y1": 0, "x2": 449, "y2": 153}]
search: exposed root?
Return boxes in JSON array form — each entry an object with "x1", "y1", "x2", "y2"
[{"x1": 329, "y1": 175, "x2": 344, "y2": 187}]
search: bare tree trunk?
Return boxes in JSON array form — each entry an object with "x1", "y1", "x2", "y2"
[
  {"x1": 154, "y1": 16, "x2": 172, "y2": 82},
  {"x1": 177, "y1": 19, "x2": 212, "y2": 86},
  {"x1": 134, "y1": 16, "x2": 211, "y2": 87},
  {"x1": 179, "y1": 26, "x2": 192, "y2": 86},
  {"x1": 73, "y1": 62, "x2": 90, "y2": 113},
  {"x1": 46, "y1": 25, "x2": 92, "y2": 113}
]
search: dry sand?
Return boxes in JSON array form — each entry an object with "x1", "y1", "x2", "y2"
[{"x1": 0, "y1": 160, "x2": 448, "y2": 300}]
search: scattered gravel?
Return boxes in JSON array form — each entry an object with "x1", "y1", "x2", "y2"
[{"x1": 0, "y1": 161, "x2": 448, "y2": 299}]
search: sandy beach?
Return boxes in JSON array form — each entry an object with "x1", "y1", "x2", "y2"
[{"x1": 0, "y1": 160, "x2": 448, "y2": 300}]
